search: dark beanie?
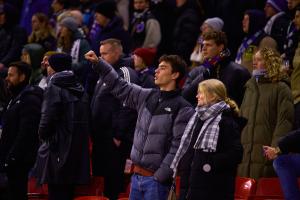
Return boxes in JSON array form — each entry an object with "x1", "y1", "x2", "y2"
[
  {"x1": 60, "y1": 17, "x2": 78, "y2": 32},
  {"x1": 48, "y1": 53, "x2": 72, "y2": 72},
  {"x1": 134, "y1": 48, "x2": 156, "y2": 66},
  {"x1": 95, "y1": 0, "x2": 116, "y2": 19}
]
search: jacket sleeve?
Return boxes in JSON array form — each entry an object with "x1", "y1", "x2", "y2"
[
  {"x1": 154, "y1": 106, "x2": 194, "y2": 183},
  {"x1": 278, "y1": 129, "x2": 300, "y2": 154},
  {"x1": 143, "y1": 19, "x2": 161, "y2": 48},
  {"x1": 271, "y1": 83, "x2": 294, "y2": 147},
  {"x1": 210, "y1": 117, "x2": 243, "y2": 172},
  {"x1": 38, "y1": 84, "x2": 62, "y2": 141},
  {"x1": 7, "y1": 93, "x2": 42, "y2": 163},
  {"x1": 93, "y1": 58, "x2": 152, "y2": 111},
  {"x1": 182, "y1": 67, "x2": 206, "y2": 105}
]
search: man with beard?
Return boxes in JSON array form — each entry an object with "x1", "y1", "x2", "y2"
[
  {"x1": 129, "y1": 0, "x2": 161, "y2": 49},
  {"x1": 0, "y1": 61, "x2": 43, "y2": 200}
]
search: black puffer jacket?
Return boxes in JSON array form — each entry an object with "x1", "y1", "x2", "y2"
[
  {"x1": 36, "y1": 71, "x2": 90, "y2": 184},
  {"x1": 182, "y1": 59, "x2": 250, "y2": 106},
  {"x1": 0, "y1": 84, "x2": 43, "y2": 170},
  {"x1": 93, "y1": 59, "x2": 194, "y2": 184}
]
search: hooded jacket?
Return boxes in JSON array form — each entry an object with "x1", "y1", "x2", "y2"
[{"x1": 36, "y1": 71, "x2": 90, "y2": 184}]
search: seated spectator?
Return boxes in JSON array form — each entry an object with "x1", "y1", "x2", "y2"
[
  {"x1": 190, "y1": 17, "x2": 224, "y2": 67},
  {"x1": 28, "y1": 13, "x2": 56, "y2": 51},
  {"x1": 264, "y1": 129, "x2": 300, "y2": 200},
  {"x1": 264, "y1": 0, "x2": 290, "y2": 53},
  {"x1": 132, "y1": 47, "x2": 156, "y2": 88},
  {"x1": 57, "y1": 16, "x2": 91, "y2": 84},
  {"x1": 171, "y1": 79, "x2": 244, "y2": 200},
  {"x1": 0, "y1": 3, "x2": 27, "y2": 73},
  {"x1": 235, "y1": 9, "x2": 277, "y2": 72},
  {"x1": 129, "y1": 0, "x2": 161, "y2": 50},
  {"x1": 238, "y1": 47, "x2": 294, "y2": 179},
  {"x1": 21, "y1": 43, "x2": 46, "y2": 86}
]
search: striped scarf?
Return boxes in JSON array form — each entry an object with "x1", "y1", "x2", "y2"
[{"x1": 170, "y1": 101, "x2": 229, "y2": 177}]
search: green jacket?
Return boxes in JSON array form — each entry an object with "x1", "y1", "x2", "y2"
[
  {"x1": 238, "y1": 77, "x2": 294, "y2": 179},
  {"x1": 292, "y1": 41, "x2": 300, "y2": 104}
]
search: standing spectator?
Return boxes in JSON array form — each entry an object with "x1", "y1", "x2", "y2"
[
  {"x1": 0, "y1": 61, "x2": 43, "y2": 200},
  {"x1": 264, "y1": 129, "x2": 300, "y2": 200},
  {"x1": 132, "y1": 47, "x2": 156, "y2": 88},
  {"x1": 190, "y1": 17, "x2": 224, "y2": 67},
  {"x1": 0, "y1": 76, "x2": 9, "y2": 128},
  {"x1": 85, "y1": 50, "x2": 194, "y2": 200},
  {"x1": 90, "y1": 39, "x2": 139, "y2": 200},
  {"x1": 50, "y1": 0, "x2": 68, "y2": 36},
  {"x1": 19, "y1": 0, "x2": 52, "y2": 35},
  {"x1": 235, "y1": 9, "x2": 277, "y2": 72},
  {"x1": 182, "y1": 31, "x2": 251, "y2": 107},
  {"x1": 171, "y1": 0, "x2": 202, "y2": 65},
  {"x1": 264, "y1": 0, "x2": 290, "y2": 53},
  {"x1": 0, "y1": 3, "x2": 27, "y2": 73},
  {"x1": 92, "y1": 0, "x2": 132, "y2": 55},
  {"x1": 129, "y1": 0, "x2": 161, "y2": 49},
  {"x1": 290, "y1": 6, "x2": 300, "y2": 129},
  {"x1": 171, "y1": 79, "x2": 244, "y2": 200},
  {"x1": 34, "y1": 53, "x2": 90, "y2": 200},
  {"x1": 28, "y1": 13, "x2": 56, "y2": 51},
  {"x1": 57, "y1": 16, "x2": 91, "y2": 84},
  {"x1": 21, "y1": 43, "x2": 46, "y2": 86},
  {"x1": 238, "y1": 47, "x2": 294, "y2": 179}
]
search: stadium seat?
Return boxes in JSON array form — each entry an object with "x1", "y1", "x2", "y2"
[
  {"x1": 235, "y1": 176, "x2": 256, "y2": 200},
  {"x1": 74, "y1": 196, "x2": 109, "y2": 200},
  {"x1": 250, "y1": 177, "x2": 284, "y2": 200}
]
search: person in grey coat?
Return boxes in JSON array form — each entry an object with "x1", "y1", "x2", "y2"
[{"x1": 85, "y1": 51, "x2": 194, "y2": 200}]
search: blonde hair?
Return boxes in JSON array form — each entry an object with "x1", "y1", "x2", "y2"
[
  {"x1": 258, "y1": 47, "x2": 286, "y2": 82},
  {"x1": 198, "y1": 79, "x2": 239, "y2": 115}
]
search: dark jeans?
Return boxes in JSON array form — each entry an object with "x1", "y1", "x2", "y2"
[
  {"x1": 48, "y1": 184, "x2": 75, "y2": 200},
  {"x1": 273, "y1": 154, "x2": 300, "y2": 200},
  {"x1": 129, "y1": 174, "x2": 170, "y2": 200}
]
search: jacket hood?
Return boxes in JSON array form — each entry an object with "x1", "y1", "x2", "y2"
[
  {"x1": 22, "y1": 85, "x2": 44, "y2": 101},
  {"x1": 23, "y1": 43, "x2": 45, "y2": 70},
  {"x1": 50, "y1": 71, "x2": 84, "y2": 97}
]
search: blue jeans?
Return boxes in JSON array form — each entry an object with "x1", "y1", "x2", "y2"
[
  {"x1": 273, "y1": 154, "x2": 300, "y2": 200},
  {"x1": 129, "y1": 174, "x2": 170, "y2": 200}
]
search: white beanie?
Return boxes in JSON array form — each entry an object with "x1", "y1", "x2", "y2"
[{"x1": 204, "y1": 17, "x2": 224, "y2": 31}]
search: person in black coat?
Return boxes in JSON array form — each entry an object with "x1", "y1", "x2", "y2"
[
  {"x1": 34, "y1": 53, "x2": 90, "y2": 200},
  {"x1": 90, "y1": 39, "x2": 139, "y2": 200},
  {"x1": 0, "y1": 61, "x2": 43, "y2": 200},
  {"x1": 264, "y1": 129, "x2": 300, "y2": 200},
  {"x1": 171, "y1": 79, "x2": 244, "y2": 200},
  {"x1": 182, "y1": 31, "x2": 251, "y2": 107}
]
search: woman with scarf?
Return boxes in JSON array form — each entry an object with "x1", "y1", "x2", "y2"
[
  {"x1": 235, "y1": 9, "x2": 277, "y2": 72},
  {"x1": 172, "y1": 79, "x2": 244, "y2": 200},
  {"x1": 238, "y1": 47, "x2": 294, "y2": 180}
]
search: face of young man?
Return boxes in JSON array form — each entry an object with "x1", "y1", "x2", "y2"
[
  {"x1": 154, "y1": 61, "x2": 179, "y2": 91},
  {"x1": 253, "y1": 51, "x2": 266, "y2": 70},
  {"x1": 134, "y1": 0, "x2": 149, "y2": 11},
  {"x1": 294, "y1": 10, "x2": 300, "y2": 30},
  {"x1": 242, "y1": 14, "x2": 250, "y2": 33},
  {"x1": 202, "y1": 39, "x2": 224, "y2": 60},
  {"x1": 5, "y1": 66, "x2": 25, "y2": 89}
]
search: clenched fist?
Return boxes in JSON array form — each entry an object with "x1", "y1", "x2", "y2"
[{"x1": 85, "y1": 50, "x2": 99, "y2": 64}]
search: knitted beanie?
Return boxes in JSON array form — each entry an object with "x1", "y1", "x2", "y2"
[
  {"x1": 203, "y1": 17, "x2": 224, "y2": 31},
  {"x1": 60, "y1": 17, "x2": 78, "y2": 32},
  {"x1": 48, "y1": 53, "x2": 72, "y2": 72},
  {"x1": 134, "y1": 48, "x2": 156, "y2": 66}
]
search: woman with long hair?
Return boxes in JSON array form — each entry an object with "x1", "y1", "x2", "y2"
[{"x1": 171, "y1": 79, "x2": 244, "y2": 200}]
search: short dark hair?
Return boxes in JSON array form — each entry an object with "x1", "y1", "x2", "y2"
[
  {"x1": 8, "y1": 61, "x2": 32, "y2": 83},
  {"x1": 202, "y1": 31, "x2": 228, "y2": 48},
  {"x1": 159, "y1": 55, "x2": 187, "y2": 86}
]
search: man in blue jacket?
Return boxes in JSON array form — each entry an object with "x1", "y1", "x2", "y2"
[{"x1": 86, "y1": 50, "x2": 194, "y2": 200}]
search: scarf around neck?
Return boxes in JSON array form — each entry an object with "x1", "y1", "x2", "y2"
[{"x1": 170, "y1": 101, "x2": 229, "y2": 177}]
